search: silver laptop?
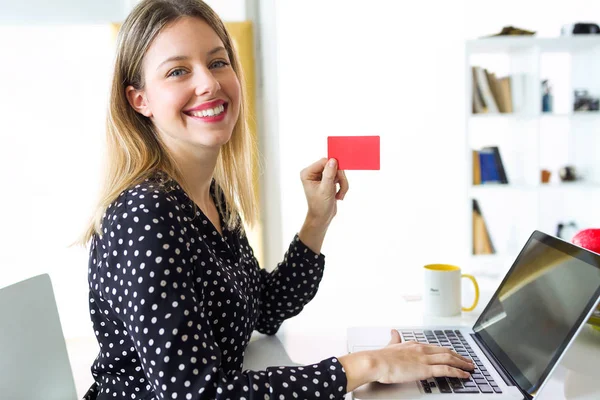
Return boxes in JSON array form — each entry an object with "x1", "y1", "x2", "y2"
[
  {"x1": 347, "y1": 230, "x2": 600, "y2": 399},
  {"x1": 0, "y1": 273, "x2": 78, "y2": 400}
]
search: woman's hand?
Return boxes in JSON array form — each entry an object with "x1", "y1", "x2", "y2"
[
  {"x1": 375, "y1": 330, "x2": 474, "y2": 384},
  {"x1": 297, "y1": 158, "x2": 349, "y2": 254},
  {"x1": 300, "y1": 158, "x2": 349, "y2": 228}
]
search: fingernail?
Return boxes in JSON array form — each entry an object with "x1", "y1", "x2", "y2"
[
  {"x1": 328, "y1": 159, "x2": 336, "y2": 168},
  {"x1": 391, "y1": 329, "x2": 395, "y2": 336}
]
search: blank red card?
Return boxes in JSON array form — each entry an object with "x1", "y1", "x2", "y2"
[{"x1": 327, "y1": 136, "x2": 380, "y2": 170}]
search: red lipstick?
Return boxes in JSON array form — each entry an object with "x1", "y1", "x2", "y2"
[{"x1": 184, "y1": 99, "x2": 227, "y2": 123}]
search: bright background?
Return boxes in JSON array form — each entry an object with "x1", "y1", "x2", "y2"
[{"x1": 1, "y1": 0, "x2": 599, "y2": 340}]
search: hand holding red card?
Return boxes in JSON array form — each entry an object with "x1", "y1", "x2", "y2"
[{"x1": 327, "y1": 136, "x2": 380, "y2": 170}]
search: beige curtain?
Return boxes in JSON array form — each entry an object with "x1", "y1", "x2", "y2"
[{"x1": 225, "y1": 21, "x2": 264, "y2": 267}]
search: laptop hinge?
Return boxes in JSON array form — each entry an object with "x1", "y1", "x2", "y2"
[{"x1": 470, "y1": 333, "x2": 533, "y2": 400}]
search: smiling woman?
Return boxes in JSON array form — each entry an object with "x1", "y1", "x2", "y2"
[
  {"x1": 79, "y1": 0, "x2": 352, "y2": 399},
  {"x1": 109, "y1": 16, "x2": 265, "y2": 263}
]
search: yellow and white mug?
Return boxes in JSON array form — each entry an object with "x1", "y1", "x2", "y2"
[{"x1": 423, "y1": 264, "x2": 480, "y2": 317}]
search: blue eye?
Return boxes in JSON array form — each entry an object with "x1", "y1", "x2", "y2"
[
  {"x1": 210, "y1": 60, "x2": 230, "y2": 69},
  {"x1": 167, "y1": 68, "x2": 187, "y2": 78}
]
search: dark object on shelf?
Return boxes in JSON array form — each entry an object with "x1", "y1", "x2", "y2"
[
  {"x1": 542, "y1": 80, "x2": 553, "y2": 112},
  {"x1": 541, "y1": 169, "x2": 551, "y2": 183},
  {"x1": 562, "y1": 23, "x2": 600, "y2": 35},
  {"x1": 574, "y1": 89, "x2": 600, "y2": 111},
  {"x1": 557, "y1": 221, "x2": 579, "y2": 241},
  {"x1": 559, "y1": 165, "x2": 578, "y2": 182},
  {"x1": 483, "y1": 26, "x2": 535, "y2": 37}
]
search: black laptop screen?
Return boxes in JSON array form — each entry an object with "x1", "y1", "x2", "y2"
[{"x1": 473, "y1": 231, "x2": 600, "y2": 394}]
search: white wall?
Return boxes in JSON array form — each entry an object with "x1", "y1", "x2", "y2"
[
  {"x1": 0, "y1": 0, "x2": 247, "y2": 24},
  {"x1": 274, "y1": 0, "x2": 468, "y2": 299},
  {"x1": 0, "y1": 25, "x2": 113, "y2": 338},
  {"x1": 271, "y1": 0, "x2": 600, "y2": 308},
  {"x1": 0, "y1": 0, "x2": 249, "y2": 339},
  {"x1": 0, "y1": 0, "x2": 127, "y2": 24},
  {"x1": 2, "y1": 0, "x2": 600, "y2": 340},
  {"x1": 203, "y1": 0, "x2": 247, "y2": 21}
]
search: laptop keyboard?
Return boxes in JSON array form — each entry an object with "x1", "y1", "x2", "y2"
[{"x1": 399, "y1": 330, "x2": 503, "y2": 395}]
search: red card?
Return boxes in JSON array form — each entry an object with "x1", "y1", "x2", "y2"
[{"x1": 327, "y1": 136, "x2": 380, "y2": 170}]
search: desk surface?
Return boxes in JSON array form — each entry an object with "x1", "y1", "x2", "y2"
[{"x1": 67, "y1": 283, "x2": 600, "y2": 399}]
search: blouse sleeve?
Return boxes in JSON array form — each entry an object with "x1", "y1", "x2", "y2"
[
  {"x1": 98, "y1": 198, "x2": 347, "y2": 400},
  {"x1": 255, "y1": 234, "x2": 327, "y2": 335}
]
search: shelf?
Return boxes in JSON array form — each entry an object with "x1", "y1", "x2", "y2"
[
  {"x1": 469, "y1": 113, "x2": 537, "y2": 120},
  {"x1": 469, "y1": 182, "x2": 600, "y2": 194},
  {"x1": 469, "y1": 111, "x2": 600, "y2": 119},
  {"x1": 466, "y1": 36, "x2": 600, "y2": 54},
  {"x1": 541, "y1": 112, "x2": 600, "y2": 119},
  {"x1": 465, "y1": 36, "x2": 600, "y2": 271}
]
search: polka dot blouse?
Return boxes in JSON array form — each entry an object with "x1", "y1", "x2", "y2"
[{"x1": 83, "y1": 175, "x2": 348, "y2": 400}]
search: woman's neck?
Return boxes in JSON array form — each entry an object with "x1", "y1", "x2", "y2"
[{"x1": 169, "y1": 145, "x2": 219, "y2": 208}]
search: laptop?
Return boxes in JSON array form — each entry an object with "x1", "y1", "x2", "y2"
[
  {"x1": 0, "y1": 274, "x2": 78, "y2": 400},
  {"x1": 347, "y1": 230, "x2": 600, "y2": 399}
]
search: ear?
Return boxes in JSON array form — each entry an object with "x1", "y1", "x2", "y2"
[{"x1": 126, "y1": 85, "x2": 153, "y2": 117}]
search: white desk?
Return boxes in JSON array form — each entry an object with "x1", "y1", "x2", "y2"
[{"x1": 67, "y1": 284, "x2": 600, "y2": 399}]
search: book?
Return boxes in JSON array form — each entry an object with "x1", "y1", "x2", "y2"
[
  {"x1": 497, "y1": 76, "x2": 513, "y2": 113},
  {"x1": 471, "y1": 67, "x2": 515, "y2": 114},
  {"x1": 482, "y1": 146, "x2": 509, "y2": 184},
  {"x1": 472, "y1": 150, "x2": 481, "y2": 185},
  {"x1": 474, "y1": 66, "x2": 499, "y2": 113},
  {"x1": 473, "y1": 199, "x2": 495, "y2": 255},
  {"x1": 478, "y1": 149, "x2": 501, "y2": 184},
  {"x1": 486, "y1": 71, "x2": 504, "y2": 112},
  {"x1": 471, "y1": 67, "x2": 486, "y2": 113}
]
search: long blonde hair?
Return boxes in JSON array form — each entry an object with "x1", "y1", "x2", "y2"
[{"x1": 80, "y1": 0, "x2": 258, "y2": 244}]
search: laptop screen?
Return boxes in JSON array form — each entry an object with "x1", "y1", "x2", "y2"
[{"x1": 473, "y1": 230, "x2": 600, "y2": 395}]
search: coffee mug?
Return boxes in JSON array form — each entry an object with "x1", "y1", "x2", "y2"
[{"x1": 423, "y1": 264, "x2": 480, "y2": 317}]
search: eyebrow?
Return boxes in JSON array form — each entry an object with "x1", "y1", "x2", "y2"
[{"x1": 156, "y1": 46, "x2": 227, "y2": 70}]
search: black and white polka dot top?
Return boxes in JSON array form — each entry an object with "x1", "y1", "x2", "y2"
[{"x1": 84, "y1": 175, "x2": 348, "y2": 400}]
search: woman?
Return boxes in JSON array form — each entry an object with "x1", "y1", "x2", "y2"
[{"x1": 81, "y1": 0, "x2": 473, "y2": 398}]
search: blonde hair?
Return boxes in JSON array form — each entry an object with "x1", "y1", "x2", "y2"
[{"x1": 79, "y1": 0, "x2": 258, "y2": 245}]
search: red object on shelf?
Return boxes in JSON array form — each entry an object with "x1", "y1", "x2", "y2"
[{"x1": 572, "y1": 228, "x2": 600, "y2": 254}]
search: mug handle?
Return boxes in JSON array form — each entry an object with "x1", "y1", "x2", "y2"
[{"x1": 461, "y1": 274, "x2": 480, "y2": 312}]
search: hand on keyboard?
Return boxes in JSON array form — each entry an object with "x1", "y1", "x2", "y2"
[{"x1": 374, "y1": 329, "x2": 475, "y2": 385}]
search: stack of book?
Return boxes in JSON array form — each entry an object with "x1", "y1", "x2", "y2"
[
  {"x1": 472, "y1": 146, "x2": 509, "y2": 185},
  {"x1": 472, "y1": 199, "x2": 495, "y2": 255},
  {"x1": 472, "y1": 66, "x2": 522, "y2": 114}
]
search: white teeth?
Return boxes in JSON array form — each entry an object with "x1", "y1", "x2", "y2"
[{"x1": 188, "y1": 104, "x2": 225, "y2": 118}]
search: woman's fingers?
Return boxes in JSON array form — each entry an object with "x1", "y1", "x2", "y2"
[
  {"x1": 429, "y1": 364, "x2": 472, "y2": 379},
  {"x1": 419, "y1": 344, "x2": 473, "y2": 365},
  {"x1": 335, "y1": 169, "x2": 349, "y2": 200},
  {"x1": 426, "y1": 353, "x2": 475, "y2": 372},
  {"x1": 300, "y1": 158, "x2": 328, "y2": 182},
  {"x1": 387, "y1": 329, "x2": 403, "y2": 345}
]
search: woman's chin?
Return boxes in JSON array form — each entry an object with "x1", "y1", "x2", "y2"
[{"x1": 192, "y1": 135, "x2": 232, "y2": 149}]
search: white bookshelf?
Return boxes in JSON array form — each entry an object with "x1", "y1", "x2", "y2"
[{"x1": 465, "y1": 36, "x2": 600, "y2": 279}]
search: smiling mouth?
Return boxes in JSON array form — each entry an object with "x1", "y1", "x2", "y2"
[{"x1": 184, "y1": 103, "x2": 227, "y2": 118}]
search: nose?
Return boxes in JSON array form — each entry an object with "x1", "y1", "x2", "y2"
[{"x1": 194, "y1": 66, "x2": 221, "y2": 97}]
